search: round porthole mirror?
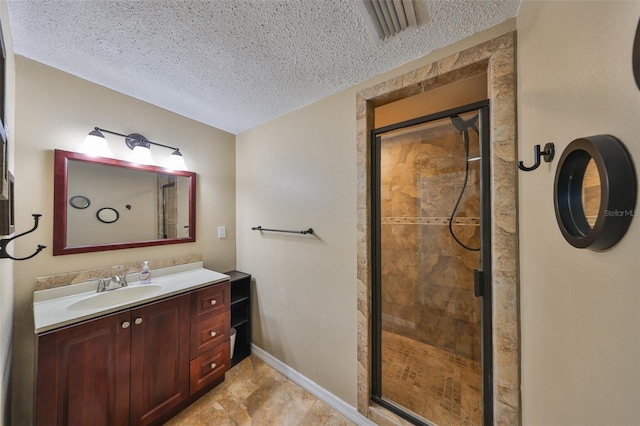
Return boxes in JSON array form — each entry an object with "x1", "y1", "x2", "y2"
[
  {"x1": 554, "y1": 135, "x2": 637, "y2": 250},
  {"x1": 96, "y1": 207, "x2": 120, "y2": 224}
]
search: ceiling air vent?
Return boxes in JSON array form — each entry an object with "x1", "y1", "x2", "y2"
[{"x1": 356, "y1": 0, "x2": 418, "y2": 43}]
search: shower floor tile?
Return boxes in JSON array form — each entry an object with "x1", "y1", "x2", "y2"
[{"x1": 381, "y1": 330, "x2": 482, "y2": 426}]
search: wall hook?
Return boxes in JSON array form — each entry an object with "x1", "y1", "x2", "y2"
[
  {"x1": 0, "y1": 214, "x2": 47, "y2": 261},
  {"x1": 518, "y1": 142, "x2": 555, "y2": 171}
]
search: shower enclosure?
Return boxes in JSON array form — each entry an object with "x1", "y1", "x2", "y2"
[{"x1": 371, "y1": 102, "x2": 492, "y2": 426}]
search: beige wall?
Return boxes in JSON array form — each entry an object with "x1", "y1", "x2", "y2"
[
  {"x1": 518, "y1": 1, "x2": 640, "y2": 425},
  {"x1": 237, "y1": 89, "x2": 359, "y2": 405},
  {"x1": 0, "y1": 2, "x2": 15, "y2": 424},
  {"x1": 236, "y1": 21, "x2": 516, "y2": 407},
  {"x1": 11, "y1": 57, "x2": 236, "y2": 424}
]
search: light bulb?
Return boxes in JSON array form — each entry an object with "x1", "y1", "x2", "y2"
[
  {"x1": 80, "y1": 129, "x2": 113, "y2": 157},
  {"x1": 130, "y1": 144, "x2": 153, "y2": 165},
  {"x1": 167, "y1": 150, "x2": 188, "y2": 171}
]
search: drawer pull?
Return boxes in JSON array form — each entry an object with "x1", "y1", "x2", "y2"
[
  {"x1": 210, "y1": 363, "x2": 217, "y2": 370},
  {"x1": 210, "y1": 331, "x2": 217, "y2": 337},
  {"x1": 134, "y1": 317, "x2": 143, "y2": 325},
  {"x1": 122, "y1": 321, "x2": 130, "y2": 329},
  {"x1": 210, "y1": 299, "x2": 217, "y2": 306}
]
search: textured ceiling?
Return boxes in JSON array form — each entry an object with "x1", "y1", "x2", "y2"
[{"x1": 7, "y1": 0, "x2": 520, "y2": 135}]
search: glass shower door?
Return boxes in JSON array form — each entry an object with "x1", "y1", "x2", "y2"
[{"x1": 372, "y1": 103, "x2": 491, "y2": 426}]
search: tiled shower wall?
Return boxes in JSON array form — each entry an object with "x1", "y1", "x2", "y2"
[
  {"x1": 380, "y1": 124, "x2": 482, "y2": 361},
  {"x1": 157, "y1": 174, "x2": 178, "y2": 239}
]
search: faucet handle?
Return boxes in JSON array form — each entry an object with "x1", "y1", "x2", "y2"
[
  {"x1": 120, "y1": 272, "x2": 136, "y2": 287},
  {"x1": 90, "y1": 278, "x2": 108, "y2": 293}
]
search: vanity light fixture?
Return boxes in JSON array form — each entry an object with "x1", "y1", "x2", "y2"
[{"x1": 81, "y1": 127, "x2": 188, "y2": 170}]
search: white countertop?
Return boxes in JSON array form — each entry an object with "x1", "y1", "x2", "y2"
[{"x1": 34, "y1": 262, "x2": 229, "y2": 333}]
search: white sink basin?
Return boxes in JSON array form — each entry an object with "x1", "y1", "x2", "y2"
[{"x1": 67, "y1": 285, "x2": 163, "y2": 311}]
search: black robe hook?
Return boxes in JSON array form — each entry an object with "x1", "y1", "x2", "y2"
[
  {"x1": 518, "y1": 142, "x2": 555, "y2": 171},
  {"x1": 0, "y1": 214, "x2": 47, "y2": 261}
]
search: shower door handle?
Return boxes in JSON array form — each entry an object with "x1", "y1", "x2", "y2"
[{"x1": 474, "y1": 269, "x2": 484, "y2": 297}]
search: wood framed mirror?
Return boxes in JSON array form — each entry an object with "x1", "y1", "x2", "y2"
[{"x1": 53, "y1": 149, "x2": 196, "y2": 255}]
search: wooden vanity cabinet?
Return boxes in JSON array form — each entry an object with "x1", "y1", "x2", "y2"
[
  {"x1": 35, "y1": 310, "x2": 132, "y2": 426},
  {"x1": 35, "y1": 280, "x2": 231, "y2": 426}
]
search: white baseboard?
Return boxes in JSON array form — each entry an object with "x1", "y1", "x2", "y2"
[{"x1": 251, "y1": 344, "x2": 376, "y2": 426}]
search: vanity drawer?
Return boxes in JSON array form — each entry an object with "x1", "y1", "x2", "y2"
[
  {"x1": 191, "y1": 281, "x2": 230, "y2": 322},
  {"x1": 190, "y1": 313, "x2": 229, "y2": 358},
  {"x1": 189, "y1": 340, "x2": 230, "y2": 395}
]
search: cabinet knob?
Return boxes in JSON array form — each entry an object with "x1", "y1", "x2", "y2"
[
  {"x1": 210, "y1": 331, "x2": 217, "y2": 337},
  {"x1": 210, "y1": 363, "x2": 217, "y2": 370},
  {"x1": 210, "y1": 299, "x2": 217, "y2": 306},
  {"x1": 122, "y1": 321, "x2": 130, "y2": 329},
  {"x1": 134, "y1": 318, "x2": 143, "y2": 325}
]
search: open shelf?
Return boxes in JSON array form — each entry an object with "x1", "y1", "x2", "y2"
[
  {"x1": 225, "y1": 270, "x2": 252, "y2": 367},
  {"x1": 231, "y1": 294, "x2": 249, "y2": 305}
]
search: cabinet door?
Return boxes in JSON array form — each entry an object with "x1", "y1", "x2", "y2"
[
  {"x1": 35, "y1": 311, "x2": 131, "y2": 426},
  {"x1": 129, "y1": 293, "x2": 190, "y2": 425}
]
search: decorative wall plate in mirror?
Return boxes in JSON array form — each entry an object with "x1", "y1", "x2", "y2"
[
  {"x1": 69, "y1": 195, "x2": 90, "y2": 209},
  {"x1": 96, "y1": 207, "x2": 119, "y2": 224},
  {"x1": 54, "y1": 150, "x2": 196, "y2": 255},
  {"x1": 554, "y1": 135, "x2": 637, "y2": 250}
]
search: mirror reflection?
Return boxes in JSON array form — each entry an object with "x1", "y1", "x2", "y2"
[
  {"x1": 581, "y1": 159, "x2": 601, "y2": 228},
  {"x1": 67, "y1": 161, "x2": 189, "y2": 246},
  {"x1": 54, "y1": 150, "x2": 196, "y2": 255}
]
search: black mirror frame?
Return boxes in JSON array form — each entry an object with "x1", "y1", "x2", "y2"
[{"x1": 554, "y1": 135, "x2": 637, "y2": 250}]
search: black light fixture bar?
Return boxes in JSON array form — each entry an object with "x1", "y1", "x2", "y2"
[{"x1": 94, "y1": 127, "x2": 180, "y2": 152}]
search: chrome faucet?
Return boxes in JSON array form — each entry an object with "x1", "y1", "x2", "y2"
[
  {"x1": 94, "y1": 276, "x2": 127, "y2": 293},
  {"x1": 91, "y1": 272, "x2": 138, "y2": 293}
]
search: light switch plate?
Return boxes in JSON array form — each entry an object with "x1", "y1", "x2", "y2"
[{"x1": 217, "y1": 226, "x2": 226, "y2": 239}]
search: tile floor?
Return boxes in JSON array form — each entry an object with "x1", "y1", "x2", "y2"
[
  {"x1": 381, "y1": 330, "x2": 482, "y2": 426},
  {"x1": 167, "y1": 335, "x2": 481, "y2": 426},
  {"x1": 166, "y1": 355, "x2": 354, "y2": 426}
]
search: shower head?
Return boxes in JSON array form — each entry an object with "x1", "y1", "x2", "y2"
[{"x1": 451, "y1": 114, "x2": 479, "y2": 135}]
